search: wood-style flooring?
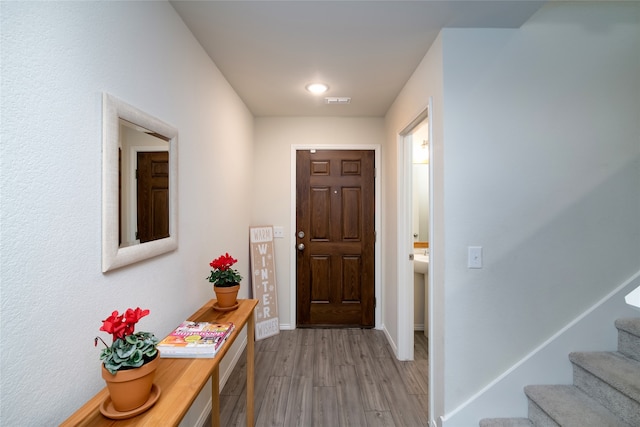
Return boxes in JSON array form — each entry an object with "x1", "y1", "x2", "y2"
[{"x1": 213, "y1": 329, "x2": 429, "y2": 427}]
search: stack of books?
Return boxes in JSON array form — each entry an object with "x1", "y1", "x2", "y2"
[{"x1": 157, "y1": 321, "x2": 235, "y2": 358}]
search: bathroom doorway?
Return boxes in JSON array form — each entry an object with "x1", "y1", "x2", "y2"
[
  {"x1": 410, "y1": 120, "x2": 430, "y2": 334},
  {"x1": 397, "y1": 102, "x2": 433, "y2": 361}
]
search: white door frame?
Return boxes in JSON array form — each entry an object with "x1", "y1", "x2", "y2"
[
  {"x1": 397, "y1": 100, "x2": 433, "y2": 362},
  {"x1": 289, "y1": 144, "x2": 382, "y2": 329}
]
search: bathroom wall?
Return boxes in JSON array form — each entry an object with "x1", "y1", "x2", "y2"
[
  {"x1": 413, "y1": 164, "x2": 429, "y2": 331},
  {"x1": 412, "y1": 123, "x2": 430, "y2": 330},
  {"x1": 0, "y1": 2, "x2": 253, "y2": 424}
]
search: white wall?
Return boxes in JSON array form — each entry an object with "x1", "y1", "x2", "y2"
[
  {"x1": 385, "y1": 2, "x2": 639, "y2": 425},
  {"x1": 252, "y1": 117, "x2": 385, "y2": 329},
  {"x1": 0, "y1": 2, "x2": 253, "y2": 425},
  {"x1": 385, "y1": 33, "x2": 445, "y2": 423},
  {"x1": 440, "y1": 1, "x2": 640, "y2": 418}
]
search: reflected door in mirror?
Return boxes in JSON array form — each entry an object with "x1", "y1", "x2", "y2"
[
  {"x1": 136, "y1": 151, "x2": 169, "y2": 243},
  {"x1": 118, "y1": 119, "x2": 170, "y2": 247}
]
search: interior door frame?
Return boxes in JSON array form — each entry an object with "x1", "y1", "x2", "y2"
[
  {"x1": 397, "y1": 100, "x2": 442, "y2": 427},
  {"x1": 397, "y1": 100, "x2": 433, "y2": 362},
  {"x1": 290, "y1": 144, "x2": 382, "y2": 329}
]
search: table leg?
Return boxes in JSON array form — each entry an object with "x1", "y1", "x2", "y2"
[
  {"x1": 211, "y1": 365, "x2": 220, "y2": 427},
  {"x1": 246, "y1": 313, "x2": 255, "y2": 427}
]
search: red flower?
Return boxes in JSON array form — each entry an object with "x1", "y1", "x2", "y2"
[
  {"x1": 99, "y1": 307, "x2": 150, "y2": 342},
  {"x1": 209, "y1": 252, "x2": 238, "y2": 272},
  {"x1": 206, "y1": 252, "x2": 243, "y2": 286}
]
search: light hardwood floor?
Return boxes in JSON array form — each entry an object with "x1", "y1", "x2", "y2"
[{"x1": 212, "y1": 329, "x2": 429, "y2": 427}]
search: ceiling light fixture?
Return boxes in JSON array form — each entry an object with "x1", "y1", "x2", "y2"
[{"x1": 305, "y1": 83, "x2": 329, "y2": 95}]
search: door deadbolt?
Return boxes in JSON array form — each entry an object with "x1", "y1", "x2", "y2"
[{"x1": 298, "y1": 231, "x2": 305, "y2": 239}]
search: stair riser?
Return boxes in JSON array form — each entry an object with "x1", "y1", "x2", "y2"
[
  {"x1": 573, "y1": 364, "x2": 640, "y2": 426},
  {"x1": 527, "y1": 400, "x2": 560, "y2": 427},
  {"x1": 618, "y1": 329, "x2": 640, "y2": 362}
]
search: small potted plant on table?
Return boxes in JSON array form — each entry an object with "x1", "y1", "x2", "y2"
[
  {"x1": 207, "y1": 252, "x2": 243, "y2": 310},
  {"x1": 94, "y1": 307, "x2": 160, "y2": 418}
]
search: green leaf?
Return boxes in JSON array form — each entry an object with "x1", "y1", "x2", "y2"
[
  {"x1": 129, "y1": 349, "x2": 143, "y2": 364},
  {"x1": 104, "y1": 360, "x2": 122, "y2": 375},
  {"x1": 125, "y1": 335, "x2": 138, "y2": 345}
]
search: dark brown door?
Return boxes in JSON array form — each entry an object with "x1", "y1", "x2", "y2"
[
  {"x1": 136, "y1": 151, "x2": 169, "y2": 243},
  {"x1": 296, "y1": 149, "x2": 375, "y2": 328}
]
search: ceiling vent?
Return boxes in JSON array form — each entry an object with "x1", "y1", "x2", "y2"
[{"x1": 324, "y1": 97, "x2": 351, "y2": 105}]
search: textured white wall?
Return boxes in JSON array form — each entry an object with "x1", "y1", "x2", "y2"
[
  {"x1": 0, "y1": 2, "x2": 253, "y2": 425},
  {"x1": 439, "y1": 2, "x2": 640, "y2": 423},
  {"x1": 252, "y1": 117, "x2": 385, "y2": 329}
]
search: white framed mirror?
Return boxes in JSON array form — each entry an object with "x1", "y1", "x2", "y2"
[{"x1": 102, "y1": 93, "x2": 178, "y2": 272}]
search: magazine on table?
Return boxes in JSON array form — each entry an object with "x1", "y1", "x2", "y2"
[{"x1": 158, "y1": 321, "x2": 235, "y2": 358}]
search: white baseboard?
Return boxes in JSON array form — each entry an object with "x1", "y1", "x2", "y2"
[
  {"x1": 382, "y1": 324, "x2": 400, "y2": 358},
  {"x1": 279, "y1": 322, "x2": 295, "y2": 330},
  {"x1": 191, "y1": 394, "x2": 212, "y2": 427}
]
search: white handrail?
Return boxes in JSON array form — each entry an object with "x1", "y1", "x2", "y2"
[{"x1": 625, "y1": 284, "x2": 640, "y2": 311}]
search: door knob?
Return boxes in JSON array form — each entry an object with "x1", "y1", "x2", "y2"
[{"x1": 297, "y1": 243, "x2": 305, "y2": 251}]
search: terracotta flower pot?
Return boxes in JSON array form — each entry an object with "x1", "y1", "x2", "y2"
[
  {"x1": 214, "y1": 283, "x2": 240, "y2": 308},
  {"x1": 101, "y1": 354, "x2": 159, "y2": 412}
]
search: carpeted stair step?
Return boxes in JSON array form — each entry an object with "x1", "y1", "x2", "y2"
[
  {"x1": 615, "y1": 318, "x2": 640, "y2": 362},
  {"x1": 478, "y1": 318, "x2": 640, "y2": 426},
  {"x1": 479, "y1": 418, "x2": 533, "y2": 427},
  {"x1": 524, "y1": 384, "x2": 631, "y2": 426},
  {"x1": 569, "y1": 351, "x2": 640, "y2": 426}
]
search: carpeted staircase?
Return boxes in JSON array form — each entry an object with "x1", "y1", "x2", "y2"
[{"x1": 480, "y1": 318, "x2": 640, "y2": 427}]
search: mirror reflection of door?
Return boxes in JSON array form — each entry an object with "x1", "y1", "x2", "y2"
[
  {"x1": 296, "y1": 149, "x2": 375, "y2": 328},
  {"x1": 118, "y1": 119, "x2": 170, "y2": 247},
  {"x1": 136, "y1": 152, "x2": 169, "y2": 243}
]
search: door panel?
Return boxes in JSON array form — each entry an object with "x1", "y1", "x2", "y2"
[
  {"x1": 136, "y1": 151, "x2": 169, "y2": 243},
  {"x1": 296, "y1": 149, "x2": 375, "y2": 328}
]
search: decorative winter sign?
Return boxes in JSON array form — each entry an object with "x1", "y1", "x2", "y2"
[{"x1": 249, "y1": 226, "x2": 280, "y2": 340}]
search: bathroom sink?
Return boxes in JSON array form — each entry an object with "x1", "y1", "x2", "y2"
[{"x1": 413, "y1": 254, "x2": 429, "y2": 274}]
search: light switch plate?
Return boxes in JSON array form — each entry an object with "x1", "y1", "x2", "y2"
[
  {"x1": 468, "y1": 246, "x2": 482, "y2": 269},
  {"x1": 273, "y1": 226, "x2": 284, "y2": 238}
]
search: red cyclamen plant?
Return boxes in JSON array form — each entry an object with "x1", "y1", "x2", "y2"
[
  {"x1": 206, "y1": 252, "x2": 243, "y2": 287},
  {"x1": 94, "y1": 307, "x2": 159, "y2": 375}
]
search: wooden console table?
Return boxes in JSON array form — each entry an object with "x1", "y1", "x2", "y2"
[{"x1": 61, "y1": 299, "x2": 258, "y2": 427}]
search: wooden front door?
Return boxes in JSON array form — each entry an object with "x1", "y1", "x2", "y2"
[
  {"x1": 296, "y1": 149, "x2": 375, "y2": 328},
  {"x1": 136, "y1": 151, "x2": 169, "y2": 243}
]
